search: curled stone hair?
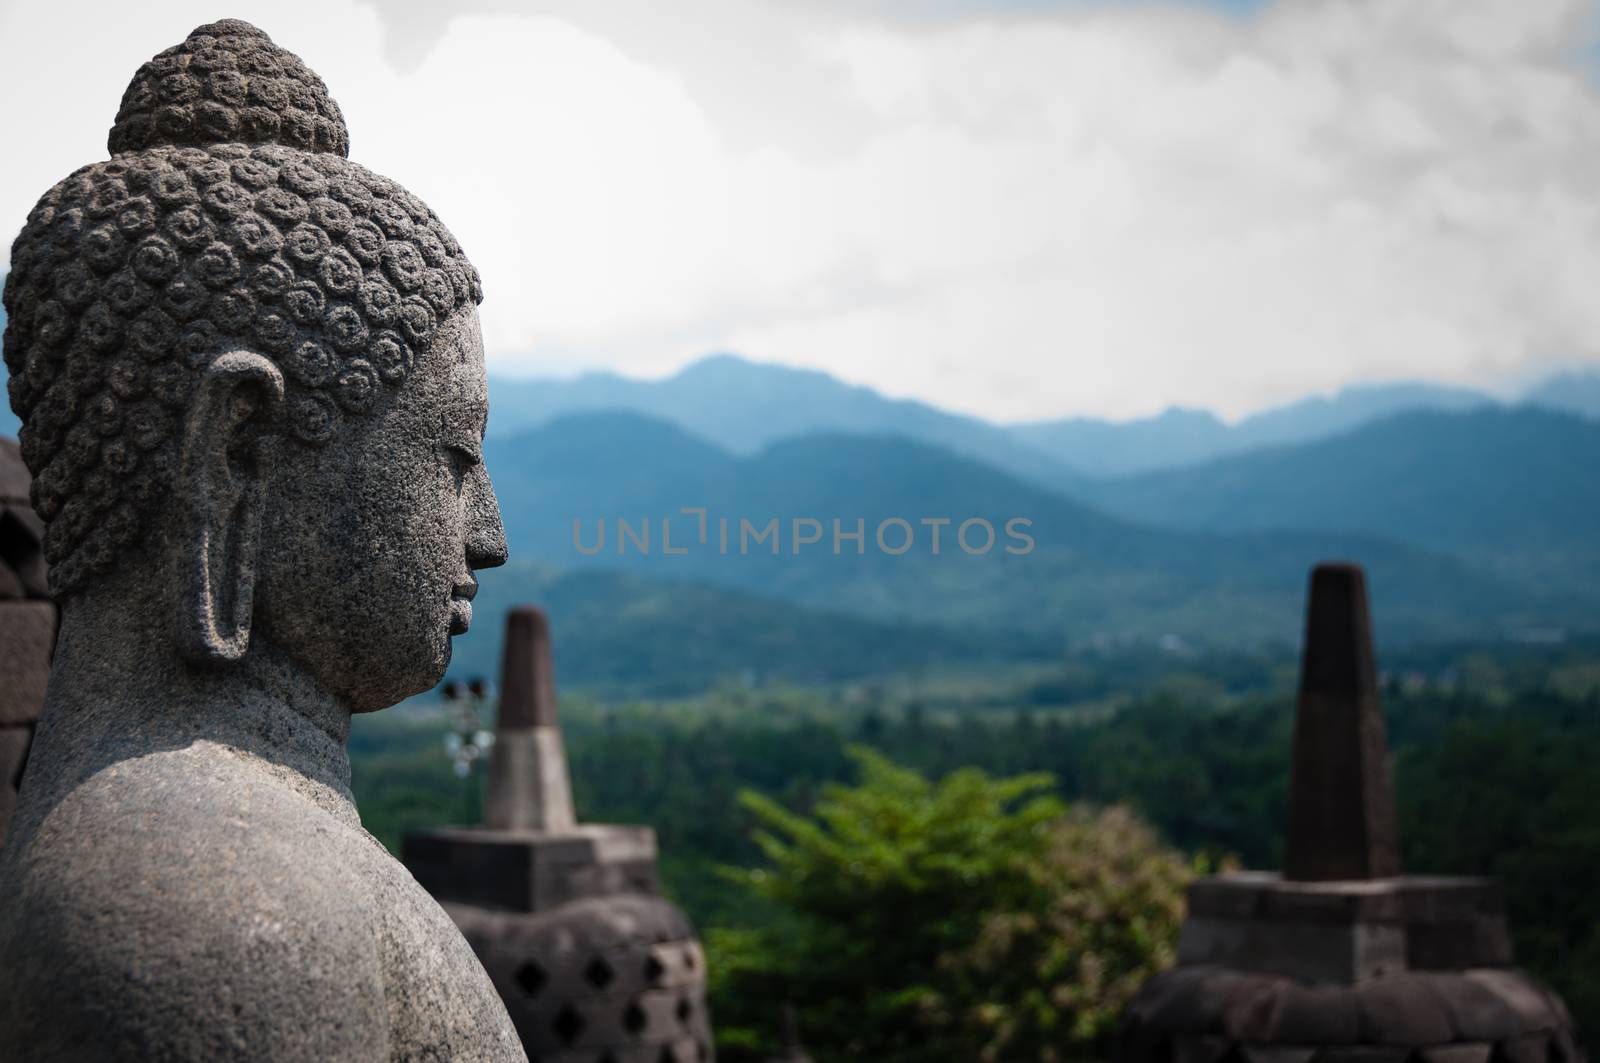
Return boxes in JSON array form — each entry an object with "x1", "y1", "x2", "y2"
[{"x1": 2, "y1": 19, "x2": 482, "y2": 594}]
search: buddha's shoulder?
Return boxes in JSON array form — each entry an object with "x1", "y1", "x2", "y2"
[
  {"x1": 34, "y1": 740, "x2": 361, "y2": 861},
  {"x1": 0, "y1": 746, "x2": 397, "y2": 1060},
  {"x1": 9, "y1": 741, "x2": 379, "y2": 944}
]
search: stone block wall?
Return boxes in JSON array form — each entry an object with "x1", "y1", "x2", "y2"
[{"x1": 0, "y1": 438, "x2": 53, "y2": 848}]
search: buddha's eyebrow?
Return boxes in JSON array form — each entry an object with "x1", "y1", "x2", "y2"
[
  {"x1": 444, "y1": 366, "x2": 489, "y2": 437},
  {"x1": 442, "y1": 402, "x2": 483, "y2": 428},
  {"x1": 437, "y1": 396, "x2": 486, "y2": 441}
]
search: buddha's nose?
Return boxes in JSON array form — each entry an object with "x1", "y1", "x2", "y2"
[{"x1": 465, "y1": 467, "x2": 507, "y2": 570}]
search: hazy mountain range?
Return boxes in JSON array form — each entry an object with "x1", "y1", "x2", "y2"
[
  {"x1": 473, "y1": 407, "x2": 1594, "y2": 657},
  {"x1": 1, "y1": 282, "x2": 1595, "y2": 481},
  {"x1": 488, "y1": 353, "x2": 1600, "y2": 479},
  {"x1": 489, "y1": 354, "x2": 1086, "y2": 488},
  {"x1": 464, "y1": 356, "x2": 1600, "y2": 685},
  {"x1": 1010, "y1": 381, "x2": 1494, "y2": 476},
  {"x1": 2, "y1": 293, "x2": 1597, "y2": 688},
  {"x1": 1077, "y1": 407, "x2": 1600, "y2": 594}
]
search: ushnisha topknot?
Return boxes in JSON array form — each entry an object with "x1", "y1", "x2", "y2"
[
  {"x1": 110, "y1": 19, "x2": 350, "y2": 158},
  {"x1": 2, "y1": 19, "x2": 482, "y2": 595}
]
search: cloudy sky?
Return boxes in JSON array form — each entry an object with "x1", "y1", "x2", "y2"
[{"x1": 2, "y1": 0, "x2": 1598, "y2": 422}]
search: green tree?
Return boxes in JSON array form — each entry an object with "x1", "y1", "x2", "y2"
[
  {"x1": 947, "y1": 806, "x2": 1199, "y2": 1060},
  {"x1": 1397, "y1": 716, "x2": 1600, "y2": 1030},
  {"x1": 707, "y1": 748, "x2": 1193, "y2": 1062}
]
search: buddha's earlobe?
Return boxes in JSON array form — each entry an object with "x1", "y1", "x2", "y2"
[{"x1": 175, "y1": 352, "x2": 285, "y2": 665}]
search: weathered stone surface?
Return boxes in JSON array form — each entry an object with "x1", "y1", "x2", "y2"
[
  {"x1": 1431, "y1": 969, "x2": 1529, "y2": 1041},
  {"x1": 4, "y1": 20, "x2": 484, "y2": 600},
  {"x1": 486, "y1": 606, "x2": 576, "y2": 832},
  {"x1": 0, "y1": 727, "x2": 29, "y2": 790},
  {"x1": 0, "y1": 602, "x2": 56, "y2": 727},
  {"x1": 1220, "y1": 976, "x2": 1288, "y2": 1040},
  {"x1": 108, "y1": 19, "x2": 348, "y2": 158},
  {"x1": 0, "y1": 440, "x2": 29, "y2": 503},
  {"x1": 1178, "y1": 874, "x2": 1512, "y2": 983},
  {"x1": 1115, "y1": 565, "x2": 1585, "y2": 1062},
  {"x1": 1495, "y1": 1036, "x2": 1554, "y2": 1063},
  {"x1": 1179, "y1": 914, "x2": 1402, "y2": 985},
  {"x1": 1171, "y1": 1035, "x2": 1231, "y2": 1063},
  {"x1": 451, "y1": 895, "x2": 713, "y2": 1062},
  {"x1": 1120, "y1": 964, "x2": 1578, "y2": 1057},
  {"x1": 1265, "y1": 982, "x2": 1361, "y2": 1044},
  {"x1": 1121, "y1": 966, "x2": 1201, "y2": 1025},
  {"x1": 0, "y1": 506, "x2": 49, "y2": 599},
  {"x1": 1461, "y1": 969, "x2": 1564, "y2": 1028},
  {"x1": 407, "y1": 607, "x2": 713, "y2": 1062},
  {"x1": 498, "y1": 605, "x2": 560, "y2": 730},
  {"x1": 1315, "y1": 1048, "x2": 1410, "y2": 1063},
  {"x1": 1353, "y1": 975, "x2": 1453, "y2": 1045},
  {"x1": 0, "y1": 440, "x2": 50, "y2": 605},
  {"x1": 0, "y1": 18, "x2": 521, "y2": 1062},
  {"x1": 1124, "y1": 966, "x2": 1252, "y2": 1032},
  {"x1": 1284, "y1": 563, "x2": 1401, "y2": 882},
  {"x1": 405, "y1": 824, "x2": 661, "y2": 912},
  {"x1": 1239, "y1": 1047, "x2": 1316, "y2": 1063},
  {"x1": 0, "y1": 442, "x2": 50, "y2": 848},
  {"x1": 0, "y1": 725, "x2": 32, "y2": 847},
  {"x1": 1120, "y1": 963, "x2": 1581, "y2": 1058},
  {"x1": 1187, "y1": 873, "x2": 1506, "y2": 928}
]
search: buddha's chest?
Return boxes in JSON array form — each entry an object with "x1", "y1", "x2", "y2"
[{"x1": 341, "y1": 831, "x2": 527, "y2": 1062}]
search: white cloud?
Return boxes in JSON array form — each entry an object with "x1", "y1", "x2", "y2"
[{"x1": 2, "y1": 0, "x2": 1599, "y2": 420}]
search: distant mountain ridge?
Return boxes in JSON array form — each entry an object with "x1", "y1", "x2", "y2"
[
  {"x1": 1077, "y1": 406, "x2": 1600, "y2": 595},
  {"x1": 0, "y1": 308, "x2": 1595, "y2": 674},
  {"x1": 2, "y1": 302, "x2": 1597, "y2": 481},
  {"x1": 483, "y1": 411, "x2": 1587, "y2": 648},
  {"x1": 1523, "y1": 369, "x2": 1600, "y2": 422},
  {"x1": 489, "y1": 353, "x2": 1084, "y2": 491},
  {"x1": 489, "y1": 353, "x2": 1600, "y2": 479},
  {"x1": 1014, "y1": 381, "x2": 1496, "y2": 476}
]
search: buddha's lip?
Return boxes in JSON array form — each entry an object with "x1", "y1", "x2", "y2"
[{"x1": 450, "y1": 580, "x2": 478, "y2": 602}]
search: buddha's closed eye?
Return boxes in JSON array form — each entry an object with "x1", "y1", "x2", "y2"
[{"x1": 443, "y1": 442, "x2": 482, "y2": 485}]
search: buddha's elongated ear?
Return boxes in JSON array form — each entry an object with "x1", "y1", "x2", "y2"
[{"x1": 175, "y1": 352, "x2": 285, "y2": 665}]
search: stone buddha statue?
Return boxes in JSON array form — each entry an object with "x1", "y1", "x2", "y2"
[{"x1": 0, "y1": 20, "x2": 526, "y2": 1061}]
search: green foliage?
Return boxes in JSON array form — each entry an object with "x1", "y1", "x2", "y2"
[
  {"x1": 348, "y1": 645, "x2": 1600, "y2": 1050},
  {"x1": 445, "y1": 564, "x2": 1043, "y2": 698},
  {"x1": 948, "y1": 807, "x2": 1202, "y2": 1059},
  {"x1": 1396, "y1": 705, "x2": 1600, "y2": 1029},
  {"x1": 348, "y1": 707, "x2": 486, "y2": 851},
  {"x1": 707, "y1": 749, "x2": 1191, "y2": 1062}
]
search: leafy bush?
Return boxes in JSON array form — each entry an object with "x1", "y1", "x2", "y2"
[
  {"x1": 707, "y1": 748, "x2": 1193, "y2": 1062},
  {"x1": 948, "y1": 806, "x2": 1199, "y2": 1060}
]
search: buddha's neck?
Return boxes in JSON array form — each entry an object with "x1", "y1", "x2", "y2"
[{"x1": 27, "y1": 585, "x2": 359, "y2": 828}]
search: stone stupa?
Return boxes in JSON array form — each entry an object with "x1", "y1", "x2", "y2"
[
  {"x1": 0, "y1": 438, "x2": 53, "y2": 848},
  {"x1": 1116, "y1": 563, "x2": 1585, "y2": 1062},
  {"x1": 405, "y1": 606, "x2": 715, "y2": 1062}
]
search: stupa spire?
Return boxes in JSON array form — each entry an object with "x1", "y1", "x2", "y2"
[
  {"x1": 484, "y1": 606, "x2": 576, "y2": 831},
  {"x1": 1284, "y1": 562, "x2": 1401, "y2": 880}
]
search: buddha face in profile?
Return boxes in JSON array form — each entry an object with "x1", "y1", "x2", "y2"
[{"x1": 2, "y1": 19, "x2": 506, "y2": 711}]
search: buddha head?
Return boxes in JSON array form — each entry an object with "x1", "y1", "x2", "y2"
[{"x1": 1, "y1": 19, "x2": 506, "y2": 712}]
